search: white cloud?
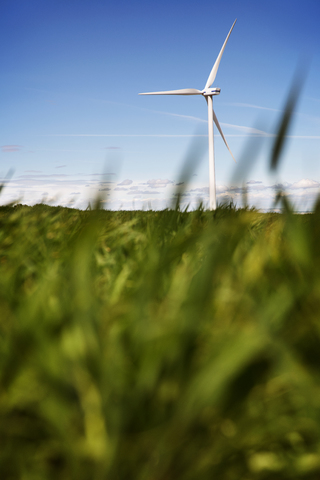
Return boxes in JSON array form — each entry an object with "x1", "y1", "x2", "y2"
[
  {"x1": 146, "y1": 179, "x2": 173, "y2": 188},
  {"x1": 118, "y1": 179, "x2": 133, "y2": 186},
  {"x1": 246, "y1": 183, "x2": 267, "y2": 191},
  {"x1": 127, "y1": 190, "x2": 161, "y2": 195},
  {"x1": 290, "y1": 179, "x2": 320, "y2": 189},
  {"x1": 273, "y1": 182, "x2": 291, "y2": 190},
  {"x1": 190, "y1": 187, "x2": 209, "y2": 193}
]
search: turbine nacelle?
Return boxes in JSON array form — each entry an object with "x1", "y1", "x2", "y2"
[{"x1": 202, "y1": 87, "x2": 221, "y2": 97}]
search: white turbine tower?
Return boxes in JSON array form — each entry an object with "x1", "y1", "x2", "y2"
[{"x1": 139, "y1": 20, "x2": 237, "y2": 210}]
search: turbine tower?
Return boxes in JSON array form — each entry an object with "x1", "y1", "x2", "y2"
[{"x1": 139, "y1": 20, "x2": 236, "y2": 210}]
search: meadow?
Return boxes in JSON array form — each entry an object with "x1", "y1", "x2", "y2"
[
  {"x1": 2, "y1": 75, "x2": 320, "y2": 479},
  {"x1": 1, "y1": 198, "x2": 320, "y2": 479}
]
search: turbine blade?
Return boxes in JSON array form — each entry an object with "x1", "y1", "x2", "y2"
[
  {"x1": 212, "y1": 109, "x2": 236, "y2": 162},
  {"x1": 205, "y1": 19, "x2": 237, "y2": 89},
  {"x1": 139, "y1": 88, "x2": 202, "y2": 95}
]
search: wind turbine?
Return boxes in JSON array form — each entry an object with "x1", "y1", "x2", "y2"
[{"x1": 139, "y1": 19, "x2": 237, "y2": 210}]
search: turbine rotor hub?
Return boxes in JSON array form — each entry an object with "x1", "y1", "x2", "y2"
[{"x1": 202, "y1": 87, "x2": 221, "y2": 97}]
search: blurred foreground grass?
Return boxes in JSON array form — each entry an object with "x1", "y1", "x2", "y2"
[{"x1": 1, "y1": 201, "x2": 320, "y2": 479}]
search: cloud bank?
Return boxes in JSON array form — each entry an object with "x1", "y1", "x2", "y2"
[{"x1": 0, "y1": 172, "x2": 319, "y2": 213}]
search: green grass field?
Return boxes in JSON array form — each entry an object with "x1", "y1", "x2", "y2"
[{"x1": 1, "y1": 200, "x2": 320, "y2": 479}]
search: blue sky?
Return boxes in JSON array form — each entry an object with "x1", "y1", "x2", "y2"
[{"x1": 1, "y1": 0, "x2": 319, "y2": 210}]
